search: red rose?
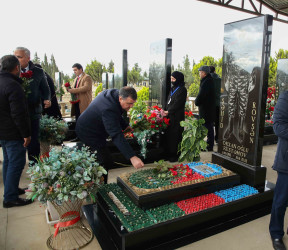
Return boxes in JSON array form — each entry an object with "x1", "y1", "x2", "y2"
[
  {"x1": 269, "y1": 106, "x2": 274, "y2": 111},
  {"x1": 20, "y1": 70, "x2": 33, "y2": 79},
  {"x1": 151, "y1": 125, "x2": 155, "y2": 128},
  {"x1": 150, "y1": 113, "x2": 157, "y2": 118},
  {"x1": 151, "y1": 120, "x2": 155, "y2": 124},
  {"x1": 64, "y1": 82, "x2": 71, "y2": 87},
  {"x1": 164, "y1": 117, "x2": 170, "y2": 125},
  {"x1": 185, "y1": 112, "x2": 188, "y2": 115}
]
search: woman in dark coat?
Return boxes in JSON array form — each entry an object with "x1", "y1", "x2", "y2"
[
  {"x1": 164, "y1": 71, "x2": 187, "y2": 162},
  {"x1": 34, "y1": 64, "x2": 62, "y2": 119}
]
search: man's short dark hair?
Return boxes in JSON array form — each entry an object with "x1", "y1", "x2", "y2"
[
  {"x1": 209, "y1": 66, "x2": 216, "y2": 73},
  {"x1": 72, "y1": 63, "x2": 83, "y2": 70},
  {"x1": 0, "y1": 55, "x2": 20, "y2": 73},
  {"x1": 119, "y1": 86, "x2": 137, "y2": 100}
]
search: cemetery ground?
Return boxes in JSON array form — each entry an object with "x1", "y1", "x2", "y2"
[{"x1": 0, "y1": 143, "x2": 285, "y2": 250}]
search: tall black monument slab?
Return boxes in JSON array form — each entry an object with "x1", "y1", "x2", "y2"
[
  {"x1": 108, "y1": 73, "x2": 114, "y2": 89},
  {"x1": 102, "y1": 72, "x2": 108, "y2": 90},
  {"x1": 276, "y1": 59, "x2": 288, "y2": 98},
  {"x1": 212, "y1": 15, "x2": 273, "y2": 188},
  {"x1": 149, "y1": 38, "x2": 172, "y2": 108},
  {"x1": 114, "y1": 50, "x2": 128, "y2": 89}
]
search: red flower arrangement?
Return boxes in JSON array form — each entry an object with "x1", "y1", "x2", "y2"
[
  {"x1": 185, "y1": 111, "x2": 193, "y2": 117},
  {"x1": 20, "y1": 70, "x2": 33, "y2": 97},
  {"x1": 169, "y1": 163, "x2": 204, "y2": 184},
  {"x1": 145, "y1": 105, "x2": 170, "y2": 132},
  {"x1": 64, "y1": 82, "x2": 80, "y2": 104}
]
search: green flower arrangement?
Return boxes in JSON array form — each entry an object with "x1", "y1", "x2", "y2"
[
  {"x1": 39, "y1": 115, "x2": 68, "y2": 144},
  {"x1": 178, "y1": 116, "x2": 208, "y2": 162},
  {"x1": 26, "y1": 146, "x2": 107, "y2": 204}
]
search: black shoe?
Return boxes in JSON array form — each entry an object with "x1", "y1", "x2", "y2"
[
  {"x1": 70, "y1": 137, "x2": 80, "y2": 142},
  {"x1": 272, "y1": 238, "x2": 286, "y2": 250},
  {"x1": 3, "y1": 198, "x2": 33, "y2": 208},
  {"x1": 18, "y1": 187, "x2": 28, "y2": 195}
]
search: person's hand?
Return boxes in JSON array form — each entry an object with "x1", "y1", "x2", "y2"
[
  {"x1": 124, "y1": 126, "x2": 133, "y2": 133},
  {"x1": 23, "y1": 136, "x2": 31, "y2": 147},
  {"x1": 44, "y1": 100, "x2": 51, "y2": 108},
  {"x1": 130, "y1": 156, "x2": 144, "y2": 169},
  {"x1": 163, "y1": 111, "x2": 168, "y2": 116}
]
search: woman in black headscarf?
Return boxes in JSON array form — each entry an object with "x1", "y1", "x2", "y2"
[{"x1": 164, "y1": 71, "x2": 187, "y2": 162}]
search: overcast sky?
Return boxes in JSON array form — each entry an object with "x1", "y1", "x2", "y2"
[{"x1": 1, "y1": 0, "x2": 287, "y2": 76}]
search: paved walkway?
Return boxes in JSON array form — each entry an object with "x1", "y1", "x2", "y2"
[{"x1": 0, "y1": 143, "x2": 285, "y2": 250}]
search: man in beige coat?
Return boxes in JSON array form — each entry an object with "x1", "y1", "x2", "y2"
[
  {"x1": 68, "y1": 63, "x2": 92, "y2": 120},
  {"x1": 67, "y1": 63, "x2": 92, "y2": 142}
]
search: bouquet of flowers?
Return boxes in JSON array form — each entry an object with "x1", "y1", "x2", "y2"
[
  {"x1": 64, "y1": 82, "x2": 80, "y2": 104},
  {"x1": 266, "y1": 86, "x2": 276, "y2": 120},
  {"x1": 20, "y1": 70, "x2": 33, "y2": 97},
  {"x1": 130, "y1": 105, "x2": 170, "y2": 159},
  {"x1": 39, "y1": 115, "x2": 68, "y2": 145},
  {"x1": 26, "y1": 146, "x2": 107, "y2": 204}
]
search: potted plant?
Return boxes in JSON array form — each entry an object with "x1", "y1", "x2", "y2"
[
  {"x1": 39, "y1": 115, "x2": 68, "y2": 156},
  {"x1": 178, "y1": 116, "x2": 208, "y2": 162},
  {"x1": 26, "y1": 146, "x2": 107, "y2": 249}
]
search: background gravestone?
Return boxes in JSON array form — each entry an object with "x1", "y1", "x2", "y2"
[
  {"x1": 55, "y1": 72, "x2": 62, "y2": 101},
  {"x1": 102, "y1": 72, "x2": 108, "y2": 90},
  {"x1": 114, "y1": 50, "x2": 127, "y2": 89},
  {"x1": 149, "y1": 38, "x2": 172, "y2": 108},
  {"x1": 212, "y1": 15, "x2": 273, "y2": 188},
  {"x1": 108, "y1": 73, "x2": 114, "y2": 89},
  {"x1": 276, "y1": 59, "x2": 288, "y2": 98}
]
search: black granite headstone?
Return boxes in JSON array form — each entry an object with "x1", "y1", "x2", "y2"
[
  {"x1": 276, "y1": 59, "x2": 288, "y2": 98},
  {"x1": 108, "y1": 73, "x2": 114, "y2": 89},
  {"x1": 149, "y1": 39, "x2": 172, "y2": 108},
  {"x1": 102, "y1": 72, "x2": 108, "y2": 90},
  {"x1": 114, "y1": 50, "x2": 128, "y2": 89},
  {"x1": 213, "y1": 15, "x2": 273, "y2": 187}
]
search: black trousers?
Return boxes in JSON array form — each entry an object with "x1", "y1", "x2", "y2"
[
  {"x1": 204, "y1": 121, "x2": 214, "y2": 150},
  {"x1": 91, "y1": 145, "x2": 114, "y2": 184},
  {"x1": 75, "y1": 102, "x2": 81, "y2": 121}
]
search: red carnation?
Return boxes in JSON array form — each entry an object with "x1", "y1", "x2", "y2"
[
  {"x1": 150, "y1": 113, "x2": 157, "y2": 118},
  {"x1": 151, "y1": 125, "x2": 155, "y2": 128},
  {"x1": 269, "y1": 106, "x2": 274, "y2": 111}
]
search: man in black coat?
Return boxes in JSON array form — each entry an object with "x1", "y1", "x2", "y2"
[
  {"x1": 14, "y1": 47, "x2": 51, "y2": 162},
  {"x1": 269, "y1": 90, "x2": 288, "y2": 250},
  {"x1": 195, "y1": 66, "x2": 216, "y2": 151},
  {"x1": 76, "y1": 87, "x2": 144, "y2": 183},
  {"x1": 164, "y1": 71, "x2": 187, "y2": 162},
  {"x1": 0, "y1": 55, "x2": 32, "y2": 208}
]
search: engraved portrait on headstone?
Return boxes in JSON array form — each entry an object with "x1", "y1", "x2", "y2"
[{"x1": 218, "y1": 15, "x2": 273, "y2": 166}]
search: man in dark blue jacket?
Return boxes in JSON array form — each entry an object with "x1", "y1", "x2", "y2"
[
  {"x1": 14, "y1": 47, "x2": 51, "y2": 162},
  {"x1": 269, "y1": 90, "x2": 288, "y2": 250},
  {"x1": 76, "y1": 87, "x2": 144, "y2": 182},
  {"x1": 0, "y1": 55, "x2": 32, "y2": 208}
]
